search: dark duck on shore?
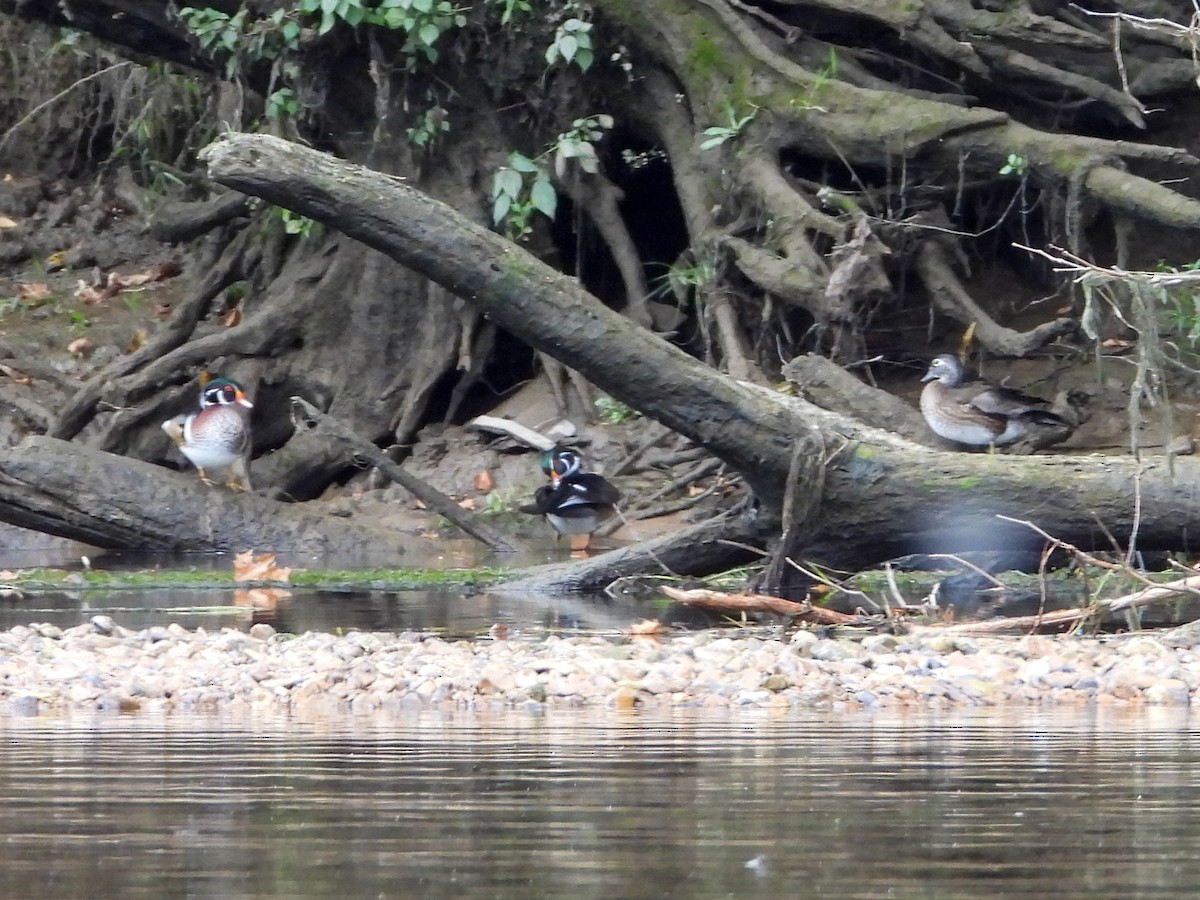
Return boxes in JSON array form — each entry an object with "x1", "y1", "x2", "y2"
[
  {"x1": 919, "y1": 354, "x2": 1073, "y2": 450},
  {"x1": 521, "y1": 446, "x2": 620, "y2": 552}
]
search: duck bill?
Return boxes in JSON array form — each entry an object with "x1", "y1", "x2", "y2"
[{"x1": 236, "y1": 391, "x2": 254, "y2": 408}]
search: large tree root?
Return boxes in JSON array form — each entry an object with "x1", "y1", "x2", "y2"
[{"x1": 495, "y1": 508, "x2": 766, "y2": 594}]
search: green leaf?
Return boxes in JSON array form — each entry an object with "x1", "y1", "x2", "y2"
[
  {"x1": 508, "y1": 152, "x2": 538, "y2": 173},
  {"x1": 557, "y1": 34, "x2": 577, "y2": 62},
  {"x1": 282, "y1": 20, "x2": 301, "y2": 42},
  {"x1": 413, "y1": 0, "x2": 433, "y2": 10},
  {"x1": 495, "y1": 168, "x2": 522, "y2": 200},
  {"x1": 574, "y1": 47, "x2": 593, "y2": 71},
  {"x1": 418, "y1": 21, "x2": 440, "y2": 45},
  {"x1": 544, "y1": 43, "x2": 559, "y2": 65},
  {"x1": 530, "y1": 179, "x2": 557, "y2": 220},
  {"x1": 492, "y1": 193, "x2": 512, "y2": 226}
]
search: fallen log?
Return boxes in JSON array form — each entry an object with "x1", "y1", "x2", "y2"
[{"x1": 0, "y1": 435, "x2": 421, "y2": 560}]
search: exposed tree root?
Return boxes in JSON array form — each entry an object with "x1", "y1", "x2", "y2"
[{"x1": 915, "y1": 241, "x2": 1078, "y2": 356}]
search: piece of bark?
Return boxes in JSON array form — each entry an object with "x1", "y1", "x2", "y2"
[
  {"x1": 464, "y1": 415, "x2": 555, "y2": 451},
  {"x1": 0, "y1": 435, "x2": 422, "y2": 558},
  {"x1": 292, "y1": 397, "x2": 521, "y2": 552}
]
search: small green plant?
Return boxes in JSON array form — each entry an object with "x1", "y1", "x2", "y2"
[
  {"x1": 545, "y1": 17, "x2": 593, "y2": 71},
  {"x1": 551, "y1": 114, "x2": 612, "y2": 177},
  {"x1": 699, "y1": 104, "x2": 758, "y2": 151},
  {"x1": 492, "y1": 151, "x2": 557, "y2": 240},
  {"x1": 648, "y1": 257, "x2": 717, "y2": 303},
  {"x1": 491, "y1": 115, "x2": 613, "y2": 240},
  {"x1": 789, "y1": 47, "x2": 838, "y2": 112},
  {"x1": 66, "y1": 309, "x2": 91, "y2": 331},
  {"x1": 179, "y1": 7, "x2": 244, "y2": 54},
  {"x1": 999, "y1": 153, "x2": 1029, "y2": 177},
  {"x1": 491, "y1": 0, "x2": 532, "y2": 25},
  {"x1": 179, "y1": 7, "x2": 302, "y2": 78},
  {"x1": 298, "y1": 0, "x2": 468, "y2": 64},
  {"x1": 595, "y1": 396, "x2": 641, "y2": 425},
  {"x1": 266, "y1": 87, "x2": 300, "y2": 121},
  {"x1": 278, "y1": 208, "x2": 318, "y2": 238},
  {"x1": 1155, "y1": 259, "x2": 1200, "y2": 345},
  {"x1": 406, "y1": 106, "x2": 450, "y2": 149}
]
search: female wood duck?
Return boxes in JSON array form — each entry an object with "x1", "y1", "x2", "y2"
[
  {"x1": 162, "y1": 377, "x2": 254, "y2": 490},
  {"x1": 920, "y1": 354, "x2": 1070, "y2": 449},
  {"x1": 521, "y1": 446, "x2": 621, "y2": 551}
]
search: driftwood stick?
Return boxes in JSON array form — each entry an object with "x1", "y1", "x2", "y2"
[
  {"x1": 291, "y1": 397, "x2": 521, "y2": 553},
  {"x1": 661, "y1": 585, "x2": 859, "y2": 624}
]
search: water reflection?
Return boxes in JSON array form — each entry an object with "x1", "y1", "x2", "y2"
[
  {"x1": 0, "y1": 708, "x2": 1198, "y2": 898},
  {"x1": 0, "y1": 584, "x2": 717, "y2": 636}
]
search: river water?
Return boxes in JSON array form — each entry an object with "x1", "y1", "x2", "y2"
[{"x1": 0, "y1": 708, "x2": 1198, "y2": 898}]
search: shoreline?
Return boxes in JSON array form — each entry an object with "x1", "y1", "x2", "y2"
[{"x1": 1, "y1": 617, "x2": 1197, "y2": 717}]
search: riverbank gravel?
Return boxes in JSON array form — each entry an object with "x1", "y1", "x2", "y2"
[{"x1": 0, "y1": 617, "x2": 1198, "y2": 716}]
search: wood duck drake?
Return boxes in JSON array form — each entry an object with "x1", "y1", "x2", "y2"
[
  {"x1": 162, "y1": 377, "x2": 254, "y2": 490},
  {"x1": 919, "y1": 354, "x2": 1070, "y2": 449},
  {"x1": 521, "y1": 446, "x2": 621, "y2": 551}
]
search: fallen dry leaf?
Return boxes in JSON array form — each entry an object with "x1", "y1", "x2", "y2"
[
  {"x1": 0, "y1": 364, "x2": 32, "y2": 386},
  {"x1": 234, "y1": 587, "x2": 291, "y2": 610},
  {"x1": 0, "y1": 215, "x2": 17, "y2": 229},
  {"x1": 152, "y1": 302, "x2": 173, "y2": 321},
  {"x1": 1102, "y1": 338, "x2": 1134, "y2": 350},
  {"x1": 44, "y1": 250, "x2": 66, "y2": 270},
  {"x1": 457, "y1": 497, "x2": 480, "y2": 511},
  {"x1": 0, "y1": 570, "x2": 18, "y2": 580},
  {"x1": 233, "y1": 550, "x2": 293, "y2": 583},
  {"x1": 66, "y1": 337, "x2": 93, "y2": 356},
  {"x1": 629, "y1": 618, "x2": 664, "y2": 635},
  {"x1": 219, "y1": 306, "x2": 242, "y2": 328},
  {"x1": 74, "y1": 279, "x2": 116, "y2": 305},
  {"x1": 125, "y1": 327, "x2": 148, "y2": 354},
  {"x1": 489, "y1": 623, "x2": 509, "y2": 641},
  {"x1": 17, "y1": 282, "x2": 50, "y2": 303},
  {"x1": 473, "y1": 469, "x2": 494, "y2": 491}
]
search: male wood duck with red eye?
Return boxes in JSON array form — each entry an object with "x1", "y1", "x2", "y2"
[
  {"x1": 522, "y1": 446, "x2": 621, "y2": 551},
  {"x1": 919, "y1": 354, "x2": 1070, "y2": 450},
  {"x1": 162, "y1": 377, "x2": 254, "y2": 490}
]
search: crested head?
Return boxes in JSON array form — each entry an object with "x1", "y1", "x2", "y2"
[
  {"x1": 921, "y1": 354, "x2": 965, "y2": 386},
  {"x1": 540, "y1": 446, "x2": 582, "y2": 481},
  {"x1": 200, "y1": 377, "x2": 253, "y2": 409}
]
